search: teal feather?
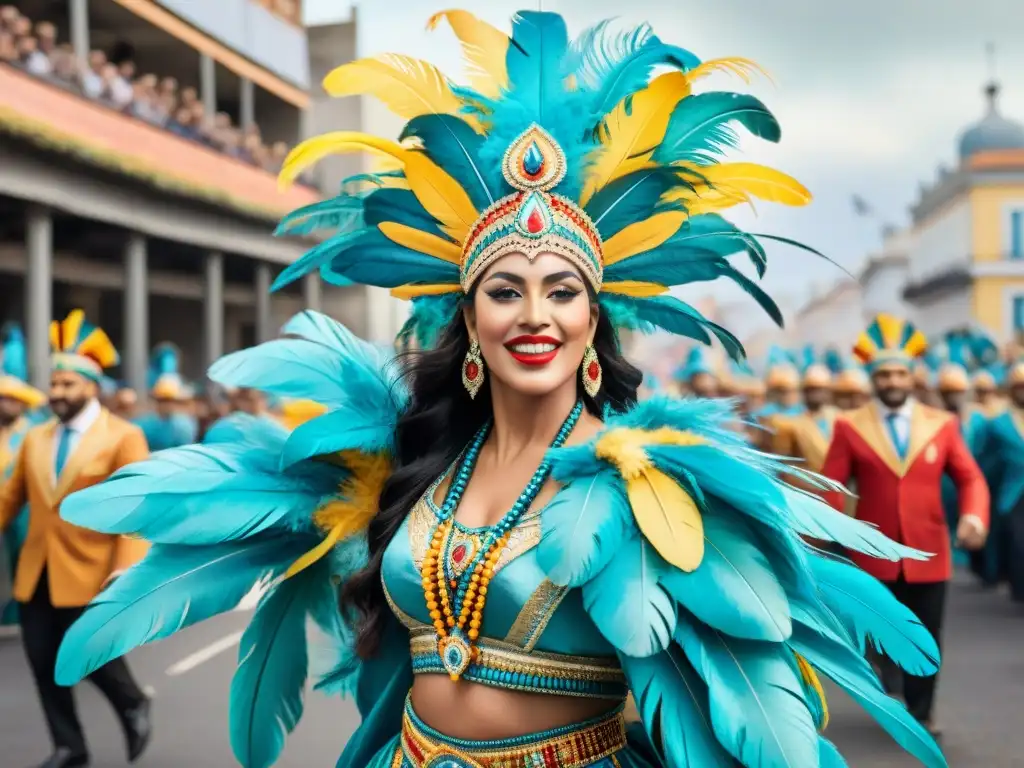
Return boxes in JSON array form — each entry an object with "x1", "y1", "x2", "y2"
[
  {"x1": 281, "y1": 405, "x2": 397, "y2": 468},
  {"x1": 818, "y1": 738, "x2": 848, "y2": 767},
  {"x1": 506, "y1": 12, "x2": 570, "y2": 122},
  {"x1": 60, "y1": 442, "x2": 338, "y2": 544},
  {"x1": 229, "y1": 558, "x2": 336, "y2": 768},
  {"x1": 281, "y1": 311, "x2": 394, "y2": 377},
  {"x1": 1, "y1": 323, "x2": 29, "y2": 381},
  {"x1": 274, "y1": 194, "x2": 365, "y2": 238},
  {"x1": 675, "y1": 611, "x2": 819, "y2": 768},
  {"x1": 661, "y1": 512, "x2": 792, "y2": 642},
  {"x1": 608, "y1": 294, "x2": 712, "y2": 346},
  {"x1": 271, "y1": 230, "x2": 368, "y2": 291},
  {"x1": 584, "y1": 167, "x2": 693, "y2": 239},
  {"x1": 779, "y1": 486, "x2": 932, "y2": 563},
  {"x1": 55, "y1": 538, "x2": 310, "y2": 686},
  {"x1": 790, "y1": 607, "x2": 947, "y2": 768},
  {"x1": 620, "y1": 647, "x2": 735, "y2": 767},
  {"x1": 655, "y1": 92, "x2": 780, "y2": 166},
  {"x1": 400, "y1": 115, "x2": 493, "y2": 209},
  {"x1": 582, "y1": 533, "x2": 675, "y2": 656},
  {"x1": 407, "y1": 293, "x2": 463, "y2": 348},
  {"x1": 536, "y1": 471, "x2": 630, "y2": 588},
  {"x1": 808, "y1": 554, "x2": 940, "y2": 675},
  {"x1": 322, "y1": 230, "x2": 459, "y2": 287},
  {"x1": 362, "y1": 188, "x2": 448, "y2": 238}
]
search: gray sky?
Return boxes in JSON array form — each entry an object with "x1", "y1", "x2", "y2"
[{"x1": 307, "y1": 0, "x2": 1024, "y2": 324}]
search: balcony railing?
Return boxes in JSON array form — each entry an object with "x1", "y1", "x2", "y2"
[{"x1": 0, "y1": 64, "x2": 319, "y2": 221}]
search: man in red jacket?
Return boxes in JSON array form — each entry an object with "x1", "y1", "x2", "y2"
[{"x1": 820, "y1": 314, "x2": 989, "y2": 737}]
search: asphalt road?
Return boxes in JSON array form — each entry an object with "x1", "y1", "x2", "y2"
[{"x1": 1, "y1": 574, "x2": 1022, "y2": 768}]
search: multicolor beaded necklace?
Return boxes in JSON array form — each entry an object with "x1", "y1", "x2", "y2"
[{"x1": 421, "y1": 400, "x2": 584, "y2": 680}]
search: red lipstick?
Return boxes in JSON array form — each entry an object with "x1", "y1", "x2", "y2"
[{"x1": 504, "y1": 335, "x2": 562, "y2": 366}]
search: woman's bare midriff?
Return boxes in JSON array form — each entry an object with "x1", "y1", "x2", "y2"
[{"x1": 410, "y1": 674, "x2": 621, "y2": 740}]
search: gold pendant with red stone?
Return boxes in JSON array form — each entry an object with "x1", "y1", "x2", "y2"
[{"x1": 446, "y1": 529, "x2": 480, "y2": 581}]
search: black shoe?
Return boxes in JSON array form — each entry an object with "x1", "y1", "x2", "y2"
[
  {"x1": 33, "y1": 748, "x2": 89, "y2": 768},
  {"x1": 120, "y1": 698, "x2": 152, "y2": 763}
]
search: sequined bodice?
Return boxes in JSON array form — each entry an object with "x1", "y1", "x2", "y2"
[{"x1": 381, "y1": 475, "x2": 625, "y2": 697}]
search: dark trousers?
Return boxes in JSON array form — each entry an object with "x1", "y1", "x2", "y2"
[
  {"x1": 876, "y1": 577, "x2": 947, "y2": 721},
  {"x1": 20, "y1": 571, "x2": 145, "y2": 756}
]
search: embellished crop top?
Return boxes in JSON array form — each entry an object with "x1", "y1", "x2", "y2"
[{"x1": 381, "y1": 474, "x2": 627, "y2": 699}]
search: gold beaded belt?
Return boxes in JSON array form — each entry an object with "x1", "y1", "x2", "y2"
[{"x1": 397, "y1": 699, "x2": 627, "y2": 768}]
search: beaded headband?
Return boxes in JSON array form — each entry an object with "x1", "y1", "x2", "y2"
[{"x1": 460, "y1": 125, "x2": 603, "y2": 292}]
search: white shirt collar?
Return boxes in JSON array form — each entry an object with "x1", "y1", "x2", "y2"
[
  {"x1": 63, "y1": 398, "x2": 101, "y2": 433},
  {"x1": 877, "y1": 397, "x2": 915, "y2": 420}
]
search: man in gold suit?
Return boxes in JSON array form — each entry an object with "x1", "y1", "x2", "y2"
[
  {"x1": 0, "y1": 311, "x2": 152, "y2": 768},
  {"x1": 773, "y1": 363, "x2": 839, "y2": 475}
]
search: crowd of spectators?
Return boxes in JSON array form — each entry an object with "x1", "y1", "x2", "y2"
[{"x1": 0, "y1": 5, "x2": 298, "y2": 179}]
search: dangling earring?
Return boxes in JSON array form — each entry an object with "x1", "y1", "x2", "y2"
[
  {"x1": 581, "y1": 344, "x2": 602, "y2": 398},
  {"x1": 463, "y1": 338, "x2": 485, "y2": 399}
]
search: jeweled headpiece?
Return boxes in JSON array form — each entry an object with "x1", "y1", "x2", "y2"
[{"x1": 274, "y1": 9, "x2": 821, "y2": 357}]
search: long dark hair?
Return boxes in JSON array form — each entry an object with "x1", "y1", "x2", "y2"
[{"x1": 341, "y1": 298, "x2": 642, "y2": 658}]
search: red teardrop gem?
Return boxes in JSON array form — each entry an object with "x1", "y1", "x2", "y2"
[
  {"x1": 588, "y1": 360, "x2": 600, "y2": 381},
  {"x1": 452, "y1": 544, "x2": 467, "y2": 564},
  {"x1": 465, "y1": 361, "x2": 479, "y2": 381},
  {"x1": 526, "y1": 208, "x2": 546, "y2": 234}
]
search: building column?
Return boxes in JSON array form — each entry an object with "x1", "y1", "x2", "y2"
[
  {"x1": 365, "y1": 286, "x2": 395, "y2": 345},
  {"x1": 68, "y1": 0, "x2": 90, "y2": 70},
  {"x1": 254, "y1": 262, "x2": 272, "y2": 344},
  {"x1": 25, "y1": 207, "x2": 53, "y2": 390},
  {"x1": 302, "y1": 273, "x2": 321, "y2": 312},
  {"x1": 200, "y1": 53, "x2": 217, "y2": 119},
  {"x1": 240, "y1": 78, "x2": 255, "y2": 131},
  {"x1": 203, "y1": 252, "x2": 224, "y2": 366},
  {"x1": 123, "y1": 234, "x2": 148, "y2": 393}
]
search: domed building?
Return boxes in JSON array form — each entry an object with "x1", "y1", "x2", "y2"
[{"x1": 902, "y1": 78, "x2": 1024, "y2": 343}]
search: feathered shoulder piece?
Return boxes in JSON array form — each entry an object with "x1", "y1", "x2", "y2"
[
  {"x1": 538, "y1": 396, "x2": 948, "y2": 767},
  {"x1": 55, "y1": 311, "x2": 405, "y2": 768}
]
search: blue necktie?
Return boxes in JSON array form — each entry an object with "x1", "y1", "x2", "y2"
[
  {"x1": 54, "y1": 427, "x2": 72, "y2": 477},
  {"x1": 885, "y1": 413, "x2": 907, "y2": 459}
]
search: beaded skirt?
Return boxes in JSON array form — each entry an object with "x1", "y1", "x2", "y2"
[{"x1": 366, "y1": 698, "x2": 659, "y2": 768}]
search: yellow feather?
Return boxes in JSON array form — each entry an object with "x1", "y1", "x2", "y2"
[
  {"x1": 280, "y1": 132, "x2": 406, "y2": 189},
  {"x1": 402, "y1": 150, "x2": 479, "y2": 242},
  {"x1": 285, "y1": 451, "x2": 392, "y2": 580},
  {"x1": 427, "y1": 10, "x2": 509, "y2": 98},
  {"x1": 685, "y1": 57, "x2": 772, "y2": 88},
  {"x1": 322, "y1": 54, "x2": 470, "y2": 126},
  {"x1": 78, "y1": 328, "x2": 118, "y2": 368},
  {"x1": 378, "y1": 222, "x2": 462, "y2": 264},
  {"x1": 390, "y1": 283, "x2": 461, "y2": 300},
  {"x1": 667, "y1": 163, "x2": 811, "y2": 211},
  {"x1": 601, "y1": 281, "x2": 668, "y2": 297},
  {"x1": 595, "y1": 426, "x2": 707, "y2": 481},
  {"x1": 580, "y1": 72, "x2": 692, "y2": 206},
  {"x1": 794, "y1": 652, "x2": 830, "y2": 730},
  {"x1": 280, "y1": 133, "x2": 477, "y2": 242},
  {"x1": 604, "y1": 211, "x2": 687, "y2": 266},
  {"x1": 876, "y1": 314, "x2": 903, "y2": 349},
  {"x1": 628, "y1": 467, "x2": 705, "y2": 573},
  {"x1": 0, "y1": 377, "x2": 46, "y2": 409},
  {"x1": 49, "y1": 320, "x2": 60, "y2": 351},
  {"x1": 904, "y1": 330, "x2": 929, "y2": 358}
]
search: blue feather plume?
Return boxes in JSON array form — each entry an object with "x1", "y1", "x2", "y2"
[
  {"x1": 400, "y1": 115, "x2": 494, "y2": 209},
  {"x1": 655, "y1": 92, "x2": 781, "y2": 166}
]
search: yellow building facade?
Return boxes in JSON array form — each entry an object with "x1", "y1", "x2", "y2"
[{"x1": 903, "y1": 81, "x2": 1024, "y2": 342}]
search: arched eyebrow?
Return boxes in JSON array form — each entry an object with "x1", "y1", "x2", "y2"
[{"x1": 484, "y1": 270, "x2": 583, "y2": 286}]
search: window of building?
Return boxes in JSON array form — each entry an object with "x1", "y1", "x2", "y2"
[
  {"x1": 1013, "y1": 295, "x2": 1024, "y2": 332},
  {"x1": 1011, "y1": 209, "x2": 1024, "y2": 259}
]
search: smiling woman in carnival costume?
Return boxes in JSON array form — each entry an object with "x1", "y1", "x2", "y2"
[{"x1": 55, "y1": 10, "x2": 947, "y2": 768}]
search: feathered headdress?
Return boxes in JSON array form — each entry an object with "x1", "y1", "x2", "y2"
[
  {"x1": 936, "y1": 363, "x2": 969, "y2": 393},
  {"x1": 763, "y1": 344, "x2": 799, "y2": 389},
  {"x1": 0, "y1": 323, "x2": 46, "y2": 408},
  {"x1": 853, "y1": 313, "x2": 927, "y2": 371},
  {"x1": 49, "y1": 309, "x2": 118, "y2": 382},
  {"x1": 273, "y1": 9, "x2": 821, "y2": 354},
  {"x1": 148, "y1": 342, "x2": 192, "y2": 401},
  {"x1": 675, "y1": 346, "x2": 714, "y2": 382}
]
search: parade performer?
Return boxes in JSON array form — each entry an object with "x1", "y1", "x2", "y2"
[
  {"x1": 133, "y1": 342, "x2": 199, "y2": 451},
  {"x1": 0, "y1": 325, "x2": 47, "y2": 628},
  {"x1": 56, "y1": 11, "x2": 945, "y2": 768},
  {"x1": 773, "y1": 362, "x2": 836, "y2": 467},
  {"x1": 981, "y1": 361, "x2": 1024, "y2": 602},
  {"x1": 675, "y1": 347, "x2": 718, "y2": 398},
  {"x1": 0, "y1": 311, "x2": 152, "y2": 768},
  {"x1": 821, "y1": 314, "x2": 989, "y2": 737},
  {"x1": 832, "y1": 364, "x2": 870, "y2": 411}
]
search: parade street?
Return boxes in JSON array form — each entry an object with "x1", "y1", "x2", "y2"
[{"x1": 1, "y1": 573, "x2": 1021, "y2": 768}]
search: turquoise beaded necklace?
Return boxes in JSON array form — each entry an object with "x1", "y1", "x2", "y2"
[{"x1": 420, "y1": 400, "x2": 584, "y2": 679}]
